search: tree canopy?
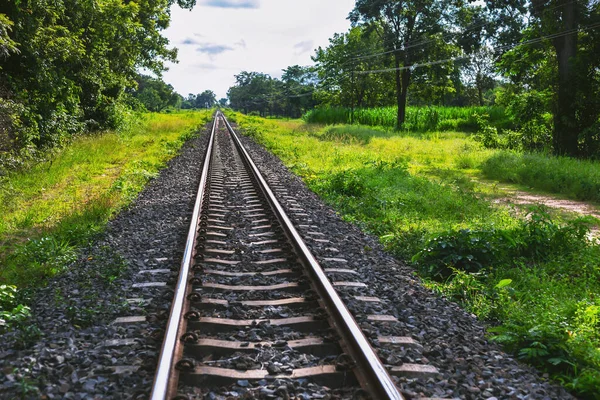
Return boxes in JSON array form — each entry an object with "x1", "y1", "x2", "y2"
[
  {"x1": 226, "y1": 0, "x2": 599, "y2": 157},
  {"x1": 0, "y1": 0, "x2": 195, "y2": 166},
  {"x1": 227, "y1": 67, "x2": 317, "y2": 118}
]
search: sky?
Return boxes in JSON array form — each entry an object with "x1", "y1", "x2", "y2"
[{"x1": 162, "y1": 0, "x2": 356, "y2": 99}]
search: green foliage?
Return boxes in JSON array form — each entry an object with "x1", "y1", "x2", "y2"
[
  {"x1": 231, "y1": 112, "x2": 600, "y2": 396},
  {"x1": 414, "y1": 207, "x2": 589, "y2": 279},
  {"x1": 312, "y1": 26, "x2": 394, "y2": 109},
  {"x1": 0, "y1": 13, "x2": 18, "y2": 60},
  {"x1": 131, "y1": 74, "x2": 181, "y2": 112},
  {"x1": 0, "y1": 285, "x2": 30, "y2": 331},
  {"x1": 490, "y1": 0, "x2": 600, "y2": 157},
  {"x1": 112, "y1": 160, "x2": 160, "y2": 202},
  {"x1": 482, "y1": 151, "x2": 600, "y2": 202},
  {"x1": 413, "y1": 228, "x2": 506, "y2": 278},
  {"x1": 182, "y1": 90, "x2": 217, "y2": 110},
  {"x1": 323, "y1": 169, "x2": 367, "y2": 197},
  {"x1": 228, "y1": 67, "x2": 317, "y2": 118},
  {"x1": 476, "y1": 89, "x2": 553, "y2": 152},
  {"x1": 0, "y1": 0, "x2": 195, "y2": 169},
  {"x1": 0, "y1": 110, "x2": 209, "y2": 289},
  {"x1": 5, "y1": 237, "x2": 78, "y2": 287},
  {"x1": 304, "y1": 106, "x2": 510, "y2": 132},
  {"x1": 349, "y1": 0, "x2": 464, "y2": 125}
]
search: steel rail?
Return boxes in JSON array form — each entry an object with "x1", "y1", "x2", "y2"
[
  {"x1": 222, "y1": 115, "x2": 404, "y2": 400},
  {"x1": 150, "y1": 114, "x2": 218, "y2": 400}
]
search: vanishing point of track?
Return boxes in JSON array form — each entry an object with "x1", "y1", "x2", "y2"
[{"x1": 149, "y1": 112, "x2": 429, "y2": 399}]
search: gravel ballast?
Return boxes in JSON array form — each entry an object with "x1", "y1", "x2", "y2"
[{"x1": 0, "y1": 117, "x2": 574, "y2": 399}]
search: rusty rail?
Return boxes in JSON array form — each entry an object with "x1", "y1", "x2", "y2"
[
  {"x1": 150, "y1": 112, "x2": 404, "y2": 399},
  {"x1": 222, "y1": 116, "x2": 403, "y2": 400}
]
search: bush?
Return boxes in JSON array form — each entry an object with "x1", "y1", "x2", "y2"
[
  {"x1": 413, "y1": 228, "x2": 511, "y2": 278},
  {"x1": 324, "y1": 169, "x2": 366, "y2": 197},
  {"x1": 0, "y1": 285, "x2": 30, "y2": 331},
  {"x1": 0, "y1": 97, "x2": 40, "y2": 170},
  {"x1": 4, "y1": 236, "x2": 78, "y2": 287},
  {"x1": 579, "y1": 121, "x2": 600, "y2": 159},
  {"x1": 413, "y1": 207, "x2": 590, "y2": 280},
  {"x1": 475, "y1": 89, "x2": 553, "y2": 152}
]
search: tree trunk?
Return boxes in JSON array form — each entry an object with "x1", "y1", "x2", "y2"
[{"x1": 552, "y1": 1, "x2": 579, "y2": 156}]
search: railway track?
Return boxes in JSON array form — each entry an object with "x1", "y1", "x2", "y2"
[{"x1": 150, "y1": 112, "x2": 436, "y2": 399}]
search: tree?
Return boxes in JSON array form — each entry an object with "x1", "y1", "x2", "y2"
[
  {"x1": 0, "y1": 14, "x2": 18, "y2": 60},
  {"x1": 462, "y1": 47, "x2": 496, "y2": 106},
  {"x1": 454, "y1": 5, "x2": 497, "y2": 106},
  {"x1": 195, "y1": 90, "x2": 217, "y2": 108},
  {"x1": 227, "y1": 72, "x2": 276, "y2": 116},
  {"x1": 313, "y1": 26, "x2": 394, "y2": 110},
  {"x1": 489, "y1": 0, "x2": 600, "y2": 156},
  {"x1": 132, "y1": 75, "x2": 180, "y2": 112},
  {"x1": 0, "y1": 0, "x2": 195, "y2": 160},
  {"x1": 349, "y1": 0, "x2": 461, "y2": 126},
  {"x1": 281, "y1": 65, "x2": 317, "y2": 118}
]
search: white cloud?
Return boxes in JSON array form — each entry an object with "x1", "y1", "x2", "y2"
[
  {"x1": 195, "y1": 43, "x2": 234, "y2": 55},
  {"x1": 192, "y1": 63, "x2": 241, "y2": 71},
  {"x1": 293, "y1": 40, "x2": 314, "y2": 55},
  {"x1": 181, "y1": 37, "x2": 202, "y2": 45},
  {"x1": 197, "y1": 0, "x2": 260, "y2": 8},
  {"x1": 163, "y1": 0, "x2": 355, "y2": 98}
]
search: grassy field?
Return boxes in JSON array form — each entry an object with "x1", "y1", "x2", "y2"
[
  {"x1": 303, "y1": 105, "x2": 511, "y2": 132},
  {"x1": 483, "y1": 151, "x2": 600, "y2": 203},
  {"x1": 228, "y1": 111, "x2": 600, "y2": 398},
  {"x1": 0, "y1": 110, "x2": 211, "y2": 293}
]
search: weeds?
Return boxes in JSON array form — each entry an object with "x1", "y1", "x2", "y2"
[
  {"x1": 0, "y1": 110, "x2": 211, "y2": 349},
  {"x1": 230, "y1": 110, "x2": 600, "y2": 397},
  {"x1": 414, "y1": 207, "x2": 590, "y2": 279},
  {"x1": 0, "y1": 285, "x2": 30, "y2": 330},
  {"x1": 482, "y1": 151, "x2": 600, "y2": 202},
  {"x1": 0, "y1": 110, "x2": 212, "y2": 289},
  {"x1": 304, "y1": 105, "x2": 511, "y2": 132}
]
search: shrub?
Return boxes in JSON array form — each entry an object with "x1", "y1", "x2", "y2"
[
  {"x1": 413, "y1": 207, "x2": 590, "y2": 280},
  {"x1": 325, "y1": 170, "x2": 366, "y2": 197},
  {"x1": 475, "y1": 89, "x2": 553, "y2": 152},
  {"x1": 0, "y1": 285, "x2": 30, "y2": 331},
  {"x1": 4, "y1": 236, "x2": 78, "y2": 287},
  {"x1": 413, "y1": 228, "x2": 509, "y2": 278}
]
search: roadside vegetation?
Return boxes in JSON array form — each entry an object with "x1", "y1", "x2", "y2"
[
  {"x1": 303, "y1": 106, "x2": 511, "y2": 132},
  {"x1": 228, "y1": 110, "x2": 600, "y2": 398},
  {"x1": 0, "y1": 110, "x2": 211, "y2": 330}
]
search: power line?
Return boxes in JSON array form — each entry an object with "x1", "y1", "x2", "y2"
[
  {"x1": 352, "y1": 20, "x2": 600, "y2": 75},
  {"x1": 339, "y1": 0, "x2": 579, "y2": 65}
]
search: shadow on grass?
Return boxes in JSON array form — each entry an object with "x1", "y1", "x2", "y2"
[{"x1": 308, "y1": 125, "x2": 399, "y2": 145}]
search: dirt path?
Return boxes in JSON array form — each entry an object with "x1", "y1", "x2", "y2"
[
  {"x1": 488, "y1": 184, "x2": 600, "y2": 239},
  {"x1": 495, "y1": 190, "x2": 600, "y2": 219}
]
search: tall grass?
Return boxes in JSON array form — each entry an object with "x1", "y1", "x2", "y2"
[
  {"x1": 229, "y1": 111, "x2": 600, "y2": 398},
  {"x1": 0, "y1": 110, "x2": 212, "y2": 288},
  {"x1": 482, "y1": 151, "x2": 600, "y2": 203},
  {"x1": 304, "y1": 105, "x2": 510, "y2": 132}
]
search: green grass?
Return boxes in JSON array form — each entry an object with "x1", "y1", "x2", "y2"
[
  {"x1": 0, "y1": 110, "x2": 212, "y2": 289},
  {"x1": 230, "y1": 111, "x2": 600, "y2": 398},
  {"x1": 482, "y1": 151, "x2": 600, "y2": 203},
  {"x1": 304, "y1": 105, "x2": 511, "y2": 132}
]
